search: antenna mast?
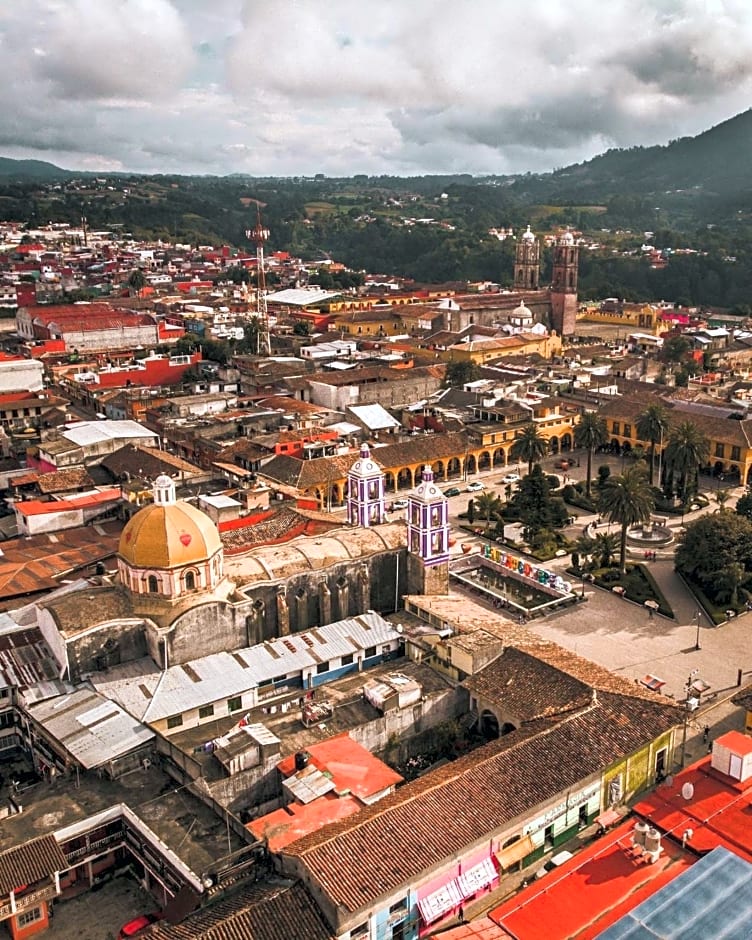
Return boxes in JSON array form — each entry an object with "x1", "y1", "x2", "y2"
[{"x1": 245, "y1": 208, "x2": 271, "y2": 356}]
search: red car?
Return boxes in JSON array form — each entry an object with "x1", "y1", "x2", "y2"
[{"x1": 118, "y1": 911, "x2": 163, "y2": 938}]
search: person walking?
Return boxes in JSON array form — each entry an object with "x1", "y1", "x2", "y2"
[{"x1": 703, "y1": 725, "x2": 710, "y2": 743}]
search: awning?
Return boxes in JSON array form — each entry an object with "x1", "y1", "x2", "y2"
[
  {"x1": 595, "y1": 808, "x2": 620, "y2": 829},
  {"x1": 457, "y1": 857, "x2": 498, "y2": 898},
  {"x1": 495, "y1": 835, "x2": 535, "y2": 871},
  {"x1": 418, "y1": 879, "x2": 463, "y2": 925}
]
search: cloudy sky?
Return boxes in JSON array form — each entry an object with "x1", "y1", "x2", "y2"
[{"x1": 2, "y1": 0, "x2": 752, "y2": 177}]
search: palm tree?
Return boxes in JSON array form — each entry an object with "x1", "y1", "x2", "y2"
[
  {"x1": 714, "y1": 488, "x2": 731, "y2": 512},
  {"x1": 663, "y1": 421, "x2": 710, "y2": 505},
  {"x1": 510, "y1": 423, "x2": 548, "y2": 476},
  {"x1": 475, "y1": 490, "x2": 503, "y2": 529},
  {"x1": 597, "y1": 464, "x2": 655, "y2": 573},
  {"x1": 593, "y1": 531, "x2": 619, "y2": 569},
  {"x1": 636, "y1": 403, "x2": 670, "y2": 486},
  {"x1": 573, "y1": 411, "x2": 608, "y2": 498}
]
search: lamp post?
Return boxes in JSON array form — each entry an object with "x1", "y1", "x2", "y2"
[
  {"x1": 680, "y1": 669, "x2": 699, "y2": 768},
  {"x1": 693, "y1": 610, "x2": 701, "y2": 651}
]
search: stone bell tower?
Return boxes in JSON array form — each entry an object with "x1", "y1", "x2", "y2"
[
  {"x1": 514, "y1": 225, "x2": 540, "y2": 291},
  {"x1": 406, "y1": 464, "x2": 450, "y2": 596},
  {"x1": 550, "y1": 228, "x2": 579, "y2": 336}
]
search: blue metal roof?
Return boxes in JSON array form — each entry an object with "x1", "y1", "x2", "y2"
[{"x1": 599, "y1": 846, "x2": 752, "y2": 939}]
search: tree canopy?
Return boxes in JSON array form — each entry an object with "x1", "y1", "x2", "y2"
[{"x1": 675, "y1": 512, "x2": 752, "y2": 605}]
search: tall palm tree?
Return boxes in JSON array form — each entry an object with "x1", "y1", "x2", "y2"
[
  {"x1": 573, "y1": 411, "x2": 608, "y2": 498},
  {"x1": 636, "y1": 403, "x2": 670, "y2": 486},
  {"x1": 510, "y1": 423, "x2": 548, "y2": 476},
  {"x1": 597, "y1": 464, "x2": 655, "y2": 573},
  {"x1": 663, "y1": 421, "x2": 711, "y2": 504}
]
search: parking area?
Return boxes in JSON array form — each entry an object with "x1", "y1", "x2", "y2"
[{"x1": 50, "y1": 875, "x2": 156, "y2": 940}]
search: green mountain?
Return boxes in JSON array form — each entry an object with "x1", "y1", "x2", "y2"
[
  {"x1": 514, "y1": 109, "x2": 752, "y2": 202},
  {"x1": 0, "y1": 156, "x2": 70, "y2": 180}
]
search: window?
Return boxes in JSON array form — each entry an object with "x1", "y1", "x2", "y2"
[
  {"x1": 167, "y1": 714, "x2": 183, "y2": 729},
  {"x1": 732, "y1": 446, "x2": 741, "y2": 462},
  {"x1": 198, "y1": 704, "x2": 214, "y2": 719},
  {"x1": 185, "y1": 571, "x2": 196, "y2": 590},
  {"x1": 227, "y1": 696, "x2": 243, "y2": 712},
  {"x1": 316, "y1": 662, "x2": 329, "y2": 674},
  {"x1": 623, "y1": 423, "x2": 631, "y2": 439},
  {"x1": 350, "y1": 924, "x2": 369, "y2": 940},
  {"x1": 17, "y1": 907, "x2": 42, "y2": 927},
  {"x1": 612, "y1": 421, "x2": 620, "y2": 434},
  {"x1": 341, "y1": 653, "x2": 354, "y2": 666},
  {"x1": 148, "y1": 575, "x2": 159, "y2": 593},
  {"x1": 365, "y1": 646, "x2": 377, "y2": 658},
  {"x1": 715, "y1": 442, "x2": 725, "y2": 458}
]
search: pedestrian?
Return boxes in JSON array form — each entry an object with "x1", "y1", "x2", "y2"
[
  {"x1": 648, "y1": 607, "x2": 654, "y2": 620},
  {"x1": 703, "y1": 725, "x2": 710, "y2": 743}
]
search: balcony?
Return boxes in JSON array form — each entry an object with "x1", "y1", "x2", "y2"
[{"x1": 0, "y1": 882, "x2": 58, "y2": 921}]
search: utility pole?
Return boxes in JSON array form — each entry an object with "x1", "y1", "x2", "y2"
[
  {"x1": 680, "y1": 669, "x2": 699, "y2": 768},
  {"x1": 245, "y1": 208, "x2": 271, "y2": 356}
]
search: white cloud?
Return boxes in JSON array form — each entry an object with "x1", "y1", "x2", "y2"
[{"x1": 1, "y1": 0, "x2": 752, "y2": 174}]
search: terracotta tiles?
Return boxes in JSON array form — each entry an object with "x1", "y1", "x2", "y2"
[{"x1": 0, "y1": 834, "x2": 67, "y2": 894}]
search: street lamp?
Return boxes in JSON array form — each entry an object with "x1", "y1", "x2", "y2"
[
  {"x1": 693, "y1": 610, "x2": 701, "y2": 651},
  {"x1": 680, "y1": 670, "x2": 699, "y2": 768}
]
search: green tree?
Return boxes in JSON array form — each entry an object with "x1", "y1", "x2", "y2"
[
  {"x1": 735, "y1": 488, "x2": 752, "y2": 521},
  {"x1": 293, "y1": 320, "x2": 310, "y2": 336},
  {"x1": 512, "y1": 465, "x2": 556, "y2": 541},
  {"x1": 475, "y1": 490, "x2": 504, "y2": 529},
  {"x1": 676, "y1": 512, "x2": 752, "y2": 605},
  {"x1": 573, "y1": 411, "x2": 608, "y2": 498},
  {"x1": 714, "y1": 488, "x2": 731, "y2": 512},
  {"x1": 510, "y1": 423, "x2": 548, "y2": 476},
  {"x1": 597, "y1": 464, "x2": 654, "y2": 573},
  {"x1": 663, "y1": 421, "x2": 710, "y2": 504},
  {"x1": 636, "y1": 403, "x2": 670, "y2": 486},
  {"x1": 127, "y1": 268, "x2": 146, "y2": 296},
  {"x1": 445, "y1": 361, "x2": 480, "y2": 388},
  {"x1": 593, "y1": 531, "x2": 619, "y2": 569}
]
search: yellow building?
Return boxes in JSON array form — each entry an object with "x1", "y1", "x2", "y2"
[{"x1": 446, "y1": 331, "x2": 562, "y2": 365}]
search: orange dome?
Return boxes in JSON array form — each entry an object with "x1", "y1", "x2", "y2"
[{"x1": 119, "y1": 499, "x2": 222, "y2": 569}]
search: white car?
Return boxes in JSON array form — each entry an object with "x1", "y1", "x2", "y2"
[
  {"x1": 502, "y1": 473, "x2": 521, "y2": 484},
  {"x1": 391, "y1": 499, "x2": 408, "y2": 510},
  {"x1": 466, "y1": 481, "x2": 485, "y2": 492},
  {"x1": 535, "y1": 850, "x2": 574, "y2": 879}
]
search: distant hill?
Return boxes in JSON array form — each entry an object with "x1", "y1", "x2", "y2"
[
  {"x1": 0, "y1": 156, "x2": 70, "y2": 180},
  {"x1": 513, "y1": 109, "x2": 752, "y2": 201}
]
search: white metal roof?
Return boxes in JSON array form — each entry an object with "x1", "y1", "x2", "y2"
[
  {"x1": 63, "y1": 420, "x2": 157, "y2": 447},
  {"x1": 266, "y1": 288, "x2": 341, "y2": 307},
  {"x1": 29, "y1": 687, "x2": 154, "y2": 768},
  {"x1": 92, "y1": 612, "x2": 400, "y2": 724},
  {"x1": 348, "y1": 403, "x2": 401, "y2": 431}
]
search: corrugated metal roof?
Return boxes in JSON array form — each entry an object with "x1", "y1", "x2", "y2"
[
  {"x1": 94, "y1": 612, "x2": 400, "y2": 723},
  {"x1": 347, "y1": 403, "x2": 401, "y2": 431},
  {"x1": 63, "y1": 420, "x2": 157, "y2": 447},
  {"x1": 28, "y1": 687, "x2": 154, "y2": 768}
]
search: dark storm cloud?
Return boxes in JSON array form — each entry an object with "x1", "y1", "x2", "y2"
[{"x1": 1, "y1": 0, "x2": 752, "y2": 174}]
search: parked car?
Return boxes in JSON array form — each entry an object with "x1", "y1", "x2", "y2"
[
  {"x1": 118, "y1": 912, "x2": 164, "y2": 939},
  {"x1": 466, "y1": 481, "x2": 485, "y2": 492},
  {"x1": 502, "y1": 473, "x2": 521, "y2": 484},
  {"x1": 535, "y1": 850, "x2": 574, "y2": 879},
  {"x1": 443, "y1": 486, "x2": 462, "y2": 497},
  {"x1": 390, "y1": 499, "x2": 408, "y2": 510},
  {"x1": 554, "y1": 457, "x2": 569, "y2": 470}
]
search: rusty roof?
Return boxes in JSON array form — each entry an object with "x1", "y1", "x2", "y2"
[
  {"x1": 0, "y1": 834, "x2": 67, "y2": 894},
  {"x1": 35, "y1": 467, "x2": 94, "y2": 494},
  {"x1": 282, "y1": 691, "x2": 680, "y2": 915},
  {"x1": 148, "y1": 880, "x2": 334, "y2": 940},
  {"x1": 0, "y1": 524, "x2": 121, "y2": 608}
]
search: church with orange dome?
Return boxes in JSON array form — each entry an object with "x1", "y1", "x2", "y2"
[{"x1": 35, "y1": 462, "x2": 446, "y2": 682}]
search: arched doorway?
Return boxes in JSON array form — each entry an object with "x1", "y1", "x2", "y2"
[
  {"x1": 480, "y1": 710, "x2": 499, "y2": 740},
  {"x1": 500, "y1": 721, "x2": 517, "y2": 736}
]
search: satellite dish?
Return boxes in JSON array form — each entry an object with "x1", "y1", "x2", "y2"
[{"x1": 682, "y1": 782, "x2": 695, "y2": 801}]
